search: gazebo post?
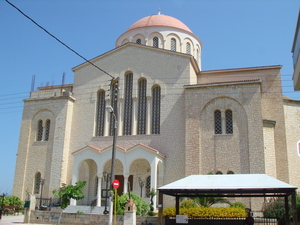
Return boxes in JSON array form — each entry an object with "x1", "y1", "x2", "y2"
[
  {"x1": 158, "y1": 192, "x2": 163, "y2": 225},
  {"x1": 284, "y1": 195, "x2": 290, "y2": 225},
  {"x1": 176, "y1": 195, "x2": 180, "y2": 215},
  {"x1": 291, "y1": 191, "x2": 297, "y2": 225}
]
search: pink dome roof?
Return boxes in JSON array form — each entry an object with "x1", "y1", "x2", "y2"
[{"x1": 127, "y1": 14, "x2": 192, "y2": 33}]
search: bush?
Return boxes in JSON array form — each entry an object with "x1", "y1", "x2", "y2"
[
  {"x1": 262, "y1": 198, "x2": 290, "y2": 219},
  {"x1": 163, "y1": 206, "x2": 246, "y2": 218},
  {"x1": 180, "y1": 199, "x2": 198, "y2": 208},
  {"x1": 3, "y1": 195, "x2": 23, "y2": 209},
  {"x1": 230, "y1": 202, "x2": 247, "y2": 209},
  {"x1": 117, "y1": 192, "x2": 149, "y2": 216}
]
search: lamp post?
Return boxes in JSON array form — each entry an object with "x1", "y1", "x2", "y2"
[
  {"x1": 106, "y1": 105, "x2": 118, "y2": 225},
  {"x1": 39, "y1": 178, "x2": 45, "y2": 210},
  {"x1": 138, "y1": 178, "x2": 145, "y2": 198},
  {"x1": 103, "y1": 172, "x2": 110, "y2": 215}
]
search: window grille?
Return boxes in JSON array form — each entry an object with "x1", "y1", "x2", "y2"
[
  {"x1": 136, "y1": 39, "x2": 141, "y2": 44},
  {"x1": 137, "y1": 79, "x2": 147, "y2": 135},
  {"x1": 152, "y1": 86, "x2": 161, "y2": 134},
  {"x1": 214, "y1": 110, "x2": 222, "y2": 134},
  {"x1": 34, "y1": 172, "x2": 41, "y2": 194},
  {"x1": 109, "y1": 81, "x2": 118, "y2": 136},
  {"x1": 153, "y1": 37, "x2": 158, "y2": 48},
  {"x1": 171, "y1": 38, "x2": 176, "y2": 51},
  {"x1": 96, "y1": 91, "x2": 106, "y2": 136},
  {"x1": 123, "y1": 73, "x2": 133, "y2": 135},
  {"x1": 44, "y1": 119, "x2": 50, "y2": 141},
  {"x1": 146, "y1": 176, "x2": 151, "y2": 197},
  {"x1": 186, "y1": 42, "x2": 191, "y2": 54},
  {"x1": 37, "y1": 120, "x2": 43, "y2": 141},
  {"x1": 225, "y1": 110, "x2": 233, "y2": 134}
]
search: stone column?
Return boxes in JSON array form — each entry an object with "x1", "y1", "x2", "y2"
[
  {"x1": 97, "y1": 174, "x2": 103, "y2": 207},
  {"x1": 123, "y1": 173, "x2": 129, "y2": 193},
  {"x1": 150, "y1": 158, "x2": 158, "y2": 209}
]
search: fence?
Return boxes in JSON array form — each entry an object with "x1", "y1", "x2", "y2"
[
  {"x1": 35, "y1": 197, "x2": 61, "y2": 210},
  {"x1": 165, "y1": 217, "x2": 278, "y2": 225}
]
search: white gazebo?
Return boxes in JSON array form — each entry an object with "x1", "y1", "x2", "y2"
[{"x1": 157, "y1": 174, "x2": 298, "y2": 225}]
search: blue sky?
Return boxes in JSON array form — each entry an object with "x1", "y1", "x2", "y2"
[{"x1": 0, "y1": 0, "x2": 299, "y2": 195}]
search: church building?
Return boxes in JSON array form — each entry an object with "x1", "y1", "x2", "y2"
[{"x1": 13, "y1": 13, "x2": 300, "y2": 210}]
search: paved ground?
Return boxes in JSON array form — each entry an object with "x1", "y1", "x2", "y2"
[{"x1": 0, "y1": 215, "x2": 46, "y2": 225}]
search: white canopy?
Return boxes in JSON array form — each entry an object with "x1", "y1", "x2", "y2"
[{"x1": 158, "y1": 174, "x2": 297, "y2": 197}]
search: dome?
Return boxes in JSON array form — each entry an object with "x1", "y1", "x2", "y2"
[{"x1": 127, "y1": 14, "x2": 193, "y2": 33}]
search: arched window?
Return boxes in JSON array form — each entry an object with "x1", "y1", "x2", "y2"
[
  {"x1": 44, "y1": 119, "x2": 51, "y2": 141},
  {"x1": 171, "y1": 38, "x2": 176, "y2": 51},
  {"x1": 214, "y1": 110, "x2": 222, "y2": 134},
  {"x1": 137, "y1": 79, "x2": 147, "y2": 135},
  {"x1": 152, "y1": 86, "x2": 161, "y2": 134},
  {"x1": 123, "y1": 73, "x2": 133, "y2": 135},
  {"x1": 109, "y1": 81, "x2": 118, "y2": 136},
  {"x1": 216, "y1": 171, "x2": 223, "y2": 174},
  {"x1": 37, "y1": 120, "x2": 43, "y2": 141},
  {"x1": 227, "y1": 171, "x2": 234, "y2": 174},
  {"x1": 34, "y1": 172, "x2": 41, "y2": 194},
  {"x1": 153, "y1": 37, "x2": 158, "y2": 48},
  {"x1": 96, "y1": 90, "x2": 106, "y2": 136},
  {"x1": 186, "y1": 42, "x2": 191, "y2": 54},
  {"x1": 225, "y1": 110, "x2": 233, "y2": 134},
  {"x1": 136, "y1": 39, "x2": 141, "y2": 44}
]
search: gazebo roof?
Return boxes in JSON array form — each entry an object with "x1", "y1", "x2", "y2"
[{"x1": 158, "y1": 174, "x2": 297, "y2": 197}]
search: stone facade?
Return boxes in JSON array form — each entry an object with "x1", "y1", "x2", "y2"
[{"x1": 13, "y1": 14, "x2": 300, "y2": 212}]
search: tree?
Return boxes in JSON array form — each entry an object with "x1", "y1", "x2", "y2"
[
  {"x1": 3, "y1": 195, "x2": 23, "y2": 209},
  {"x1": 148, "y1": 188, "x2": 157, "y2": 216},
  {"x1": 52, "y1": 181, "x2": 86, "y2": 209}
]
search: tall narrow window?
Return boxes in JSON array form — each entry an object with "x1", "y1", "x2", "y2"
[
  {"x1": 37, "y1": 120, "x2": 43, "y2": 141},
  {"x1": 214, "y1": 110, "x2": 222, "y2": 134},
  {"x1": 186, "y1": 42, "x2": 191, "y2": 54},
  {"x1": 137, "y1": 79, "x2": 147, "y2": 135},
  {"x1": 171, "y1": 38, "x2": 176, "y2": 51},
  {"x1": 96, "y1": 90, "x2": 106, "y2": 136},
  {"x1": 109, "y1": 81, "x2": 118, "y2": 136},
  {"x1": 34, "y1": 172, "x2": 41, "y2": 194},
  {"x1": 136, "y1": 39, "x2": 141, "y2": 44},
  {"x1": 225, "y1": 110, "x2": 233, "y2": 134},
  {"x1": 123, "y1": 73, "x2": 133, "y2": 135},
  {"x1": 146, "y1": 176, "x2": 151, "y2": 197},
  {"x1": 152, "y1": 86, "x2": 161, "y2": 134},
  {"x1": 44, "y1": 119, "x2": 51, "y2": 141},
  {"x1": 153, "y1": 37, "x2": 158, "y2": 48}
]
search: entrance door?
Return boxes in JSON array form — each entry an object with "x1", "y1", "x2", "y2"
[{"x1": 115, "y1": 175, "x2": 133, "y2": 196}]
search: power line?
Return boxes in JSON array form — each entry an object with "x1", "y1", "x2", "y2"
[{"x1": 5, "y1": 0, "x2": 114, "y2": 80}]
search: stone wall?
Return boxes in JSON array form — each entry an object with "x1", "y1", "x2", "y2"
[{"x1": 29, "y1": 211, "x2": 160, "y2": 225}]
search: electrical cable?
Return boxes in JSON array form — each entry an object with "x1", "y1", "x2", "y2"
[{"x1": 5, "y1": 0, "x2": 115, "y2": 80}]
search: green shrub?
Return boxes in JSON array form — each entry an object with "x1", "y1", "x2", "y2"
[
  {"x1": 230, "y1": 202, "x2": 247, "y2": 209},
  {"x1": 3, "y1": 195, "x2": 23, "y2": 209},
  {"x1": 163, "y1": 206, "x2": 246, "y2": 218},
  {"x1": 180, "y1": 199, "x2": 198, "y2": 208},
  {"x1": 117, "y1": 192, "x2": 149, "y2": 216},
  {"x1": 262, "y1": 198, "x2": 290, "y2": 219}
]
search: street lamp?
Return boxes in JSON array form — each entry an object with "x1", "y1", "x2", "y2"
[
  {"x1": 106, "y1": 104, "x2": 118, "y2": 225},
  {"x1": 138, "y1": 178, "x2": 145, "y2": 198},
  {"x1": 39, "y1": 178, "x2": 45, "y2": 210},
  {"x1": 103, "y1": 172, "x2": 110, "y2": 215}
]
